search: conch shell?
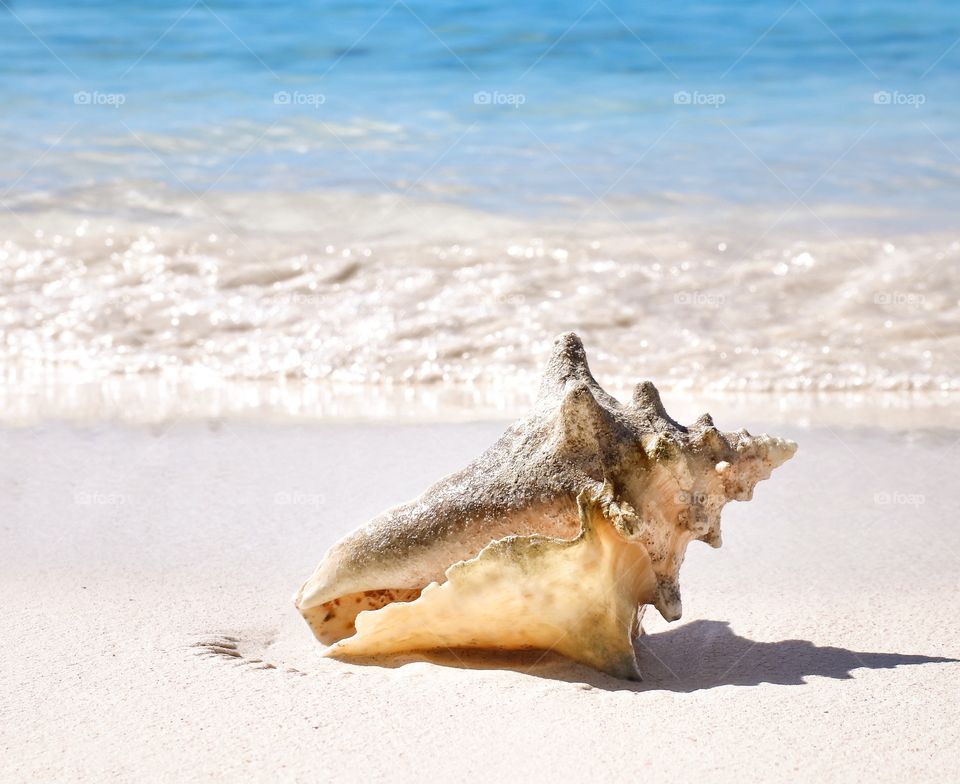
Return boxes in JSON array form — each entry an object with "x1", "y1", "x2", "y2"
[{"x1": 295, "y1": 333, "x2": 797, "y2": 679}]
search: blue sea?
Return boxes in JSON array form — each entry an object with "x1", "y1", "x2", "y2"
[
  {"x1": 3, "y1": 0, "x2": 959, "y2": 220},
  {"x1": 1, "y1": 1, "x2": 959, "y2": 420}
]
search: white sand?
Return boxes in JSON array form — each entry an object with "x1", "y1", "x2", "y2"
[{"x1": 3, "y1": 420, "x2": 959, "y2": 782}]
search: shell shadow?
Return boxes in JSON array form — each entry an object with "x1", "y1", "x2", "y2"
[
  {"x1": 336, "y1": 619, "x2": 958, "y2": 692},
  {"x1": 627, "y1": 619, "x2": 958, "y2": 692}
]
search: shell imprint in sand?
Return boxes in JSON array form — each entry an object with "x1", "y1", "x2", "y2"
[{"x1": 295, "y1": 333, "x2": 797, "y2": 679}]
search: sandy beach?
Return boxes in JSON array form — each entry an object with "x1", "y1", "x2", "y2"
[
  {"x1": 3, "y1": 419, "x2": 958, "y2": 782},
  {"x1": 5, "y1": 1, "x2": 960, "y2": 781}
]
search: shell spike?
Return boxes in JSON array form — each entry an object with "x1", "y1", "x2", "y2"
[
  {"x1": 537, "y1": 332, "x2": 596, "y2": 402},
  {"x1": 558, "y1": 382, "x2": 612, "y2": 454},
  {"x1": 693, "y1": 424, "x2": 726, "y2": 453},
  {"x1": 653, "y1": 575, "x2": 683, "y2": 622},
  {"x1": 698, "y1": 528, "x2": 723, "y2": 549},
  {"x1": 632, "y1": 380, "x2": 685, "y2": 430},
  {"x1": 632, "y1": 380, "x2": 667, "y2": 416},
  {"x1": 691, "y1": 412, "x2": 715, "y2": 430}
]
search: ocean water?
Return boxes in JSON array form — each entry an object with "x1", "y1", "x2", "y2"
[{"x1": 1, "y1": 0, "x2": 959, "y2": 420}]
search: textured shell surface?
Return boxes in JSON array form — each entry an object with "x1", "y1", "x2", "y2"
[{"x1": 295, "y1": 332, "x2": 797, "y2": 678}]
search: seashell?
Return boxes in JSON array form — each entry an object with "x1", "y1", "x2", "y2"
[{"x1": 295, "y1": 332, "x2": 797, "y2": 679}]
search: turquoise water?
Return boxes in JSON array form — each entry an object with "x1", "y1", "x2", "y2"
[{"x1": 2, "y1": 0, "x2": 959, "y2": 224}]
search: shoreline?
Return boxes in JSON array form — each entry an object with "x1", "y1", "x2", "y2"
[{"x1": 2, "y1": 372, "x2": 959, "y2": 430}]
